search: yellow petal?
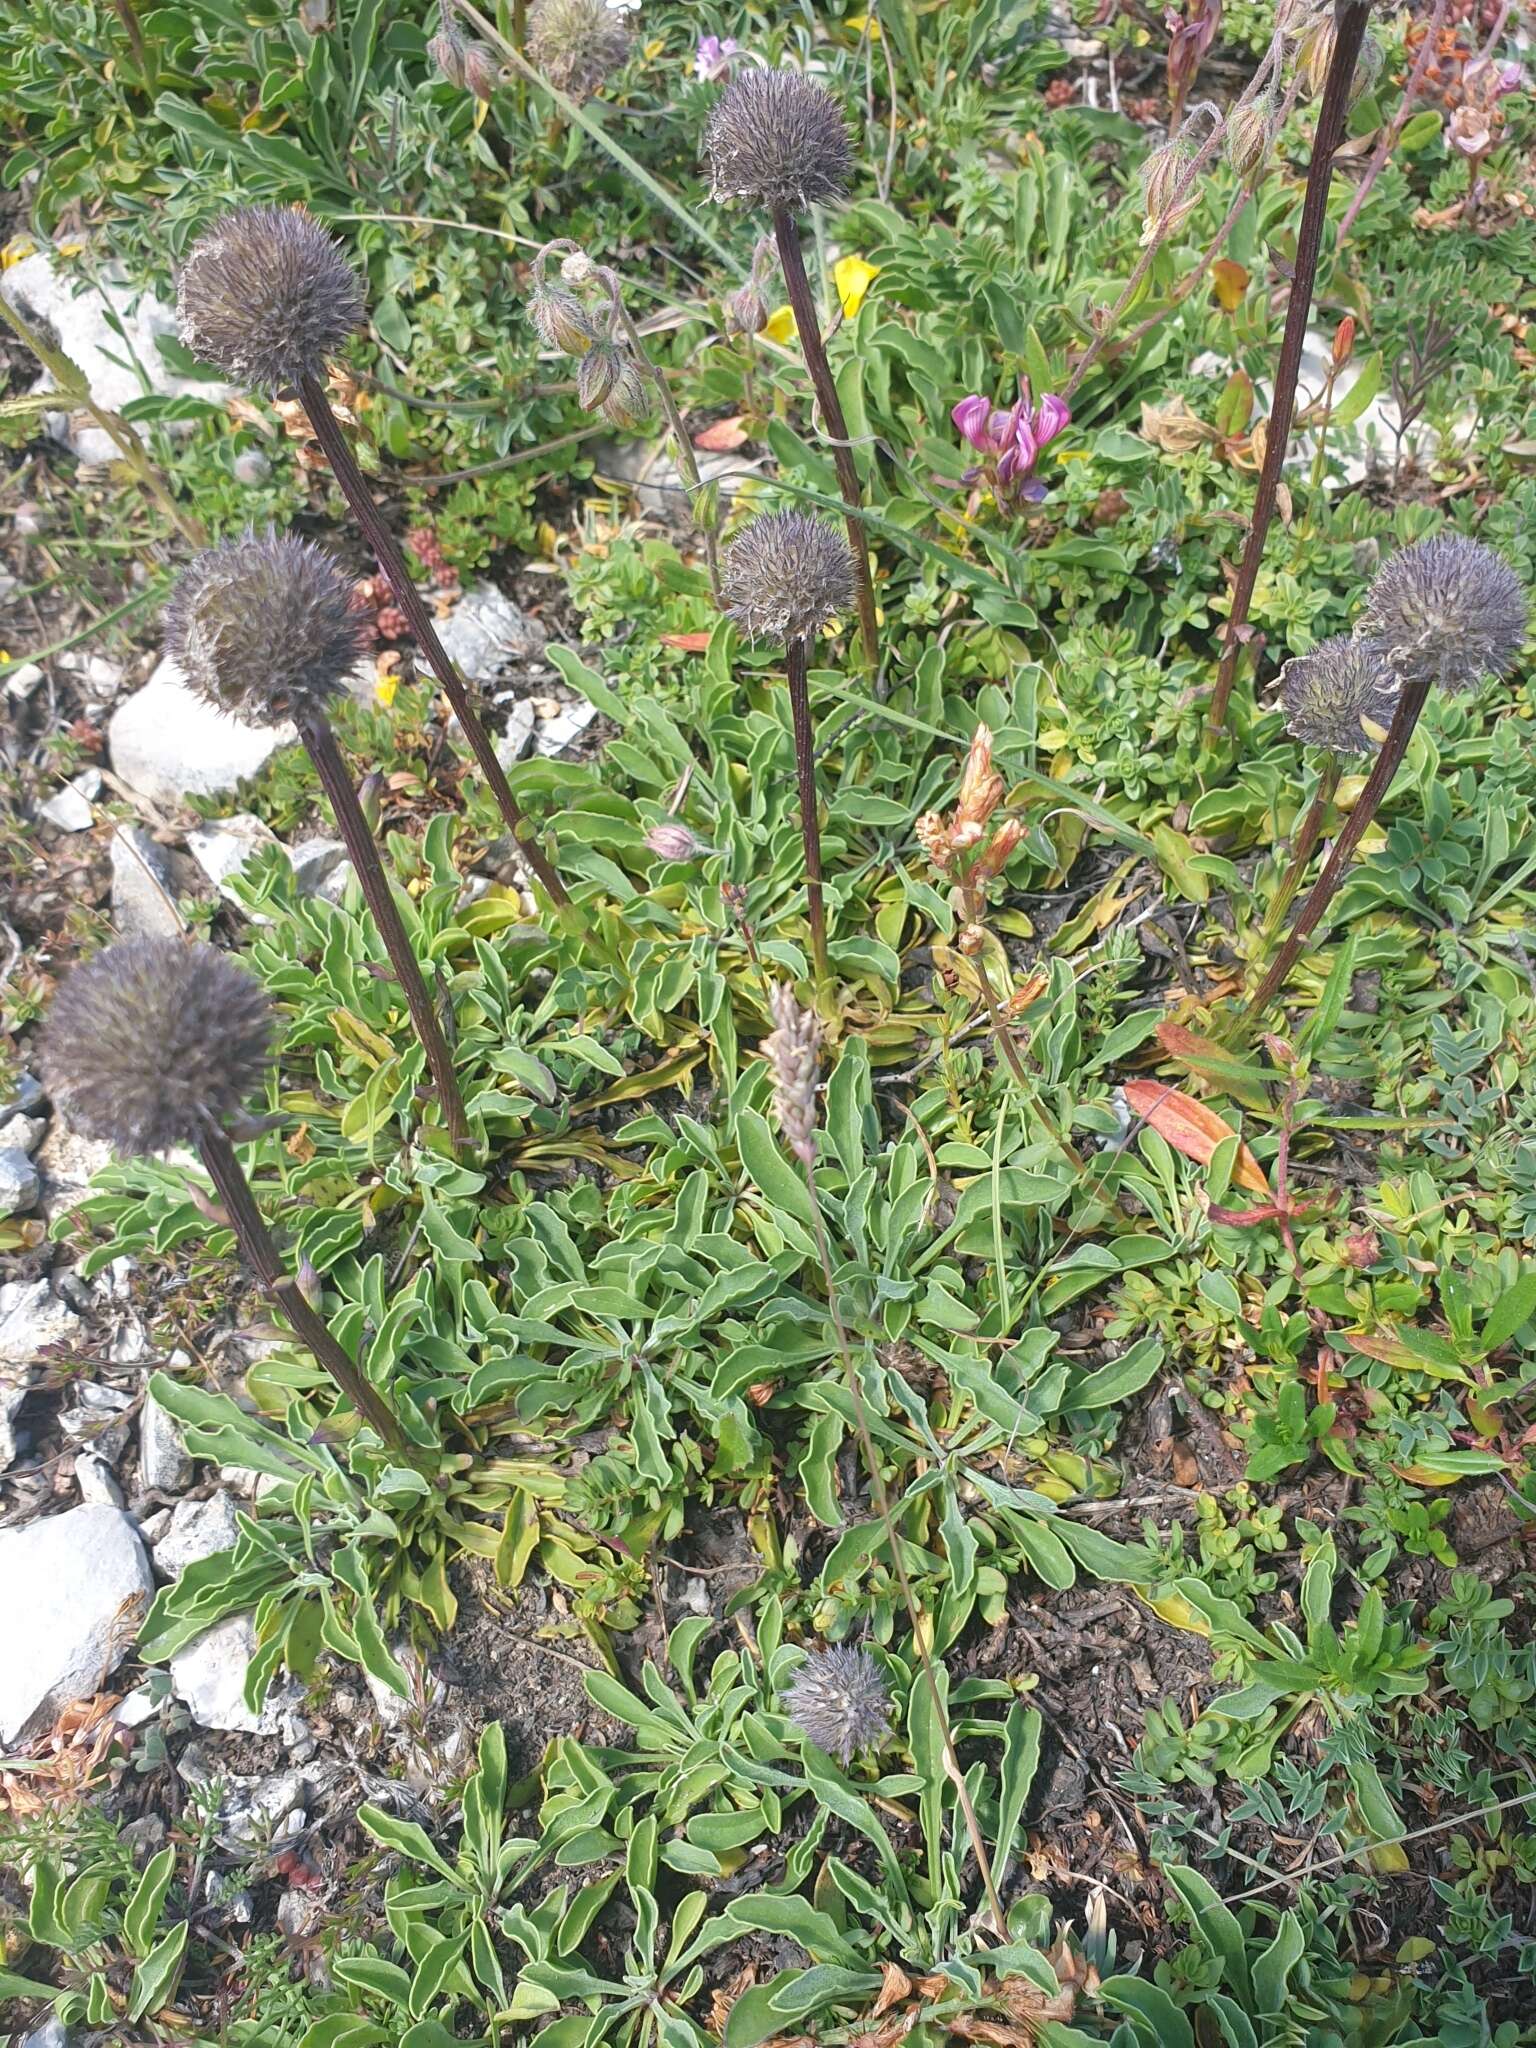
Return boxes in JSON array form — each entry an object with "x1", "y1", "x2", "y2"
[
  {"x1": 833, "y1": 254, "x2": 879, "y2": 319},
  {"x1": 375, "y1": 670, "x2": 399, "y2": 708},
  {"x1": 847, "y1": 12, "x2": 882, "y2": 37},
  {"x1": 763, "y1": 303, "x2": 797, "y2": 346},
  {"x1": 2, "y1": 237, "x2": 36, "y2": 269}
]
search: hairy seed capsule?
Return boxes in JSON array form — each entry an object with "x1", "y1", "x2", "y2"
[
  {"x1": 1279, "y1": 635, "x2": 1399, "y2": 755},
  {"x1": 704, "y1": 69, "x2": 852, "y2": 214},
  {"x1": 177, "y1": 205, "x2": 365, "y2": 395},
  {"x1": 1359, "y1": 532, "x2": 1529, "y2": 695},
  {"x1": 782, "y1": 1646, "x2": 891, "y2": 1766},
  {"x1": 721, "y1": 510, "x2": 856, "y2": 644},
  {"x1": 164, "y1": 531, "x2": 368, "y2": 726},
  {"x1": 42, "y1": 938, "x2": 273, "y2": 1158}
]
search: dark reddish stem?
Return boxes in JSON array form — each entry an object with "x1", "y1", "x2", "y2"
[
  {"x1": 198, "y1": 1124, "x2": 408, "y2": 1450},
  {"x1": 786, "y1": 635, "x2": 829, "y2": 983},
  {"x1": 299, "y1": 711, "x2": 471, "y2": 1152},
  {"x1": 770, "y1": 207, "x2": 880, "y2": 670},
  {"x1": 297, "y1": 374, "x2": 572, "y2": 910},
  {"x1": 1243, "y1": 671, "x2": 1431, "y2": 1021},
  {"x1": 1207, "y1": 0, "x2": 1371, "y2": 738}
]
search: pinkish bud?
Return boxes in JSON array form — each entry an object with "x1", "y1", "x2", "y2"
[{"x1": 645, "y1": 823, "x2": 706, "y2": 862}]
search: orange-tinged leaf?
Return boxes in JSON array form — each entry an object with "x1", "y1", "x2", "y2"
[
  {"x1": 1212, "y1": 258, "x2": 1249, "y2": 311},
  {"x1": 658, "y1": 631, "x2": 712, "y2": 652},
  {"x1": 1122, "y1": 1078, "x2": 1268, "y2": 1194},
  {"x1": 694, "y1": 415, "x2": 748, "y2": 451}
]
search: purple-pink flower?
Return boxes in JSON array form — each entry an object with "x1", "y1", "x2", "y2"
[
  {"x1": 695, "y1": 34, "x2": 740, "y2": 82},
  {"x1": 952, "y1": 381, "x2": 1070, "y2": 506}
]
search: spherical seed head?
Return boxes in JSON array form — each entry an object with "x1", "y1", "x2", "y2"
[
  {"x1": 528, "y1": 0, "x2": 632, "y2": 103},
  {"x1": 722, "y1": 511, "x2": 855, "y2": 644},
  {"x1": 783, "y1": 1646, "x2": 891, "y2": 1766},
  {"x1": 41, "y1": 939, "x2": 272, "y2": 1158},
  {"x1": 164, "y1": 532, "x2": 368, "y2": 726},
  {"x1": 177, "y1": 205, "x2": 365, "y2": 394},
  {"x1": 1359, "y1": 533, "x2": 1528, "y2": 695},
  {"x1": 704, "y1": 69, "x2": 852, "y2": 214},
  {"x1": 1278, "y1": 635, "x2": 1399, "y2": 755}
]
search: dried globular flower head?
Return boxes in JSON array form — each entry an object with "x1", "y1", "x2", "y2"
[
  {"x1": 764, "y1": 981, "x2": 821, "y2": 1166},
  {"x1": 165, "y1": 533, "x2": 368, "y2": 726},
  {"x1": 722, "y1": 511, "x2": 855, "y2": 644},
  {"x1": 41, "y1": 938, "x2": 272, "y2": 1158},
  {"x1": 1279, "y1": 636, "x2": 1398, "y2": 755},
  {"x1": 1359, "y1": 533, "x2": 1528, "y2": 695},
  {"x1": 704, "y1": 69, "x2": 852, "y2": 214},
  {"x1": 177, "y1": 205, "x2": 365, "y2": 395},
  {"x1": 783, "y1": 1645, "x2": 891, "y2": 1766},
  {"x1": 527, "y1": 0, "x2": 632, "y2": 103}
]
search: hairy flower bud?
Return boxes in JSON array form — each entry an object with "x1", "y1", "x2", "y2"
[
  {"x1": 177, "y1": 205, "x2": 365, "y2": 395},
  {"x1": 429, "y1": 16, "x2": 468, "y2": 86},
  {"x1": 1279, "y1": 635, "x2": 1398, "y2": 755},
  {"x1": 916, "y1": 810, "x2": 952, "y2": 874},
  {"x1": 529, "y1": 283, "x2": 597, "y2": 357},
  {"x1": 462, "y1": 40, "x2": 500, "y2": 100},
  {"x1": 1359, "y1": 533, "x2": 1528, "y2": 695},
  {"x1": 599, "y1": 352, "x2": 650, "y2": 429},
  {"x1": 1297, "y1": 16, "x2": 1380, "y2": 103},
  {"x1": 726, "y1": 280, "x2": 769, "y2": 336},
  {"x1": 704, "y1": 69, "x2": 852, "y2": 214},
  {"x1": 721, "y1": 511, "x2": 855, "y2": 644},
  {"x1": 956, "y1": 723, "x2": 1005, "y2": 830},
  {"x1": 560, "y1": 249, "x2": 597, "y2": 287},
  {"x1": 645, "y1": 823, "x2": 707, "y2": 862},
  {"x1": 1224, "y1": 92, "x2": 1274, "y2": 178},
  {"x1": 763, "y1": 982, "x2": 820, "y2": 1166},
  {"x1": 577, "y1": 340, "x2": 624, "y2": 409},
  {"x1": 165, "y1": 532, "x2": 368, "y2": 726},
  {"x1": 527, "y1": 0, "x2": 632, "y2": 103},
  {"x1": 783, "y1": 1645, "x2": 890, "y2": 1766},
  {"x1": 41, "y1": 938, "x2": 273, "y2": 1158}
]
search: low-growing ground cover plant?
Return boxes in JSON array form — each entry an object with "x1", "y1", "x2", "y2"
[{"x1": 2, "y1": 1, "x2": 1536, "y2": 2044}]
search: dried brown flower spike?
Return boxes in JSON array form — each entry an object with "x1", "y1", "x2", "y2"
[
  {"x1": 165, "y1": 535, "x2": 470, "y2": 1153},
  {"x1": 177, "y1": 207, "x2": 571, "y2": 913},
  {"x1": 42, "y1": 939, "x2": 405, "y2": 1448},
  {"x1": 724, "y1": 513, "x2": 855, "y2": 980}
]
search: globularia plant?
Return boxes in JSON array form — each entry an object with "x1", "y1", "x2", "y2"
[
  {"x1": 723, "y1": 510, "x2": 855, "y2": 983},
  {"x1": 782, "y1": 1644, "x2": 891, "y2": 1767},
  {"x1": 164, "y1": 532, "x2": 471, "y2": 1152},
  {"x1": 705, "y1": 70, "x2": 879, "y2": 669},
  {"x1": 1247, "y1": 533, "x2": 1528, "y2": 1018},
  {"x1": 176, "y1": 205, "x2": 571, "y2": 911},
  {"x1": 41, "y1": 938, "x2": 406, "y2": 1449}
]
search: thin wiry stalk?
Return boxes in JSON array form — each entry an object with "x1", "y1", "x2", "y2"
[
  {"x1": 771, "y1": 206, "x2": 880, "y2": 669},
  {"x1": 299, "y1": 710, "x2": 471, "y2": 1152},
  {"x1": 798, "y1": 1154, "x2": 1008, "y2": 1933},
  {"x1": 1207, "y1": 0, "x2": 1373, "y2": 738},
  {"x1": 786, "y1": 636, "x2": 829, "y2": 982},
  {"x1": 1243, "y1": 670, "x2": 1432, "y2": 1021},
  {"x1": 296, "y1": 373, "x2": 572, "y2": 911},
  {"x1": 1338, "y1": 0, "x2": 1450, "y2": 242},
  {"x1": 198, "y1": 1124, "x2": 408, "y2": 1450},
  {"x1": 1253, "y1": 752, "x2": 1342, "y2": 964}
]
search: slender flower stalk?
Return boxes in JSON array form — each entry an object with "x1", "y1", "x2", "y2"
[
  {"x1": 722, "y1": 512, "x2": 855, "y2": 982},
  {"x1": 1244, "y1": 536, "x2": 1527, "y2": 1019},
  {"x1": 704, "y1": 70, "x2": 879, "y2": 668},
  {"x1": 41, "y1": 939, "x2": 408, "y2": 1450},
  {"x1": 1337, "y1": 0, "x2": 1450, "y2": 242},
  {"x1": 762, "y1": 983, "x2": 1006, "y2": 1930},
  {"x1": 164, "y1": 533, "x2": 471, "y2": 1152},
  {"x1": 1207, "y1": 0, "x2": 1373, "y2": 738},
  {"x1": 176, "y1": 206, "x2": 571, "y2": 911}
]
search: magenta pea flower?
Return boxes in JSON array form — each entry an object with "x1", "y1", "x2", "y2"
[
  {"x1": 952, "y1": 380, "x2": 1069, "y2": 507},
  {"x1": 695, "y1": 34, "x2": 740, "y2": 82}
]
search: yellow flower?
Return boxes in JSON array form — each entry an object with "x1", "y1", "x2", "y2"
[
  {"x1": 763, "y1": 304, "x2": 797, "y2": 346},
  {"x1": 846, "y1": 13, "x2": 883, "y2": 39},
  {"x1": 375, "y1": 666, "x2": 399, "y2": 709},
  {"x1": 2, "y1": 236, "x2": 36, "y2": 269},
  {"x1": 833, "y1": 255, "x2": 879, "y2": 319}
]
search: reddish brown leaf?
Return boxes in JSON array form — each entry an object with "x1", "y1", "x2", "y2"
[
  {"x1": 1122, "y1": 1078, "x2": 1268, "y2": 1194},
  {"x1": 658, "y1": 631, "x2": 712, "y2": 652},
  {"x1": 693, "y1": 415, "x2": 748, "y2": 451}
]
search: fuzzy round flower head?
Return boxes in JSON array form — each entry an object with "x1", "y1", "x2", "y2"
[
  {"x1": 177, "y1": 206, "x2": 365, "y2": 395},
  {"x1": 1278, "y1": 635, "x2": 1398, "y2": 755},
  {"x1": 1359, "y1": 533, "x2": 1528, "y2": 696},
  {"x1": 783, "y1": 1645, "x2": 891, "y2": 1767},
  {"x1": 165, "y1": 533, "x2": 369, "y2": 727},
  {"x1": 41, "y1": 939, "x2": 273, "y2": 1159},
  {"x1": 704, "y1": 69, "x2": 852, "y2": 214},
  {"x1": 528, "y1": 0, "x2": 632, "y2": 103},
  {"x1": 722, "y1": 511, "x2": 855, "y2": 644}
]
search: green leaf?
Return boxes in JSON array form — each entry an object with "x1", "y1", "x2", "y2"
[
  {"x1": 126, "y1": 1922, "x2": 188, "y2": 2024},
  {"x1": 1479, "y1": 1265, "x2": 1536, "y2": 1354},
  {"x1": 124, "y1": 1846, "x2": 176, "y2": 1958},
  {"x1": 1329, "y1": 352, "x2": 1382, "y2": 428}
]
